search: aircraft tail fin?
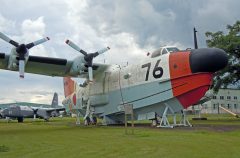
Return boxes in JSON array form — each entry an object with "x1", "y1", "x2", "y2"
[
  {"x1": 51, "y1": 92, "x2": 58, "y2": 108},
  {"x1": 63, "y1": 77, "x2": 76, "y2": 98}
]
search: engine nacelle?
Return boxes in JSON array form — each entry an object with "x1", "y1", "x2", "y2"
[
  {"x1": 7, "y1": 48, "x2": 29, "y2": 70},
  {"x1": 69, "y1": 55, "x2": 88, "y2": 76}
]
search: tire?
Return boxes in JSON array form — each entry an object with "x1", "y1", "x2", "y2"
[
  {"x1": 151, "y1": 119, "x2": 157, "y2": 127},
  {"x1": 84, "y1": 116, "x2": 90, "y2": 125},
  {"x1": 92, "y1": 116, "x2": 97, "y2": 125},
  {"x1": 17, "y1": 117, "x2": 24, "y2": 123}
]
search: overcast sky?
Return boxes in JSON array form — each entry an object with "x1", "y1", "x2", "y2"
[{"x1": 0, "y1": 0, "x2": 240, "y2": 104}]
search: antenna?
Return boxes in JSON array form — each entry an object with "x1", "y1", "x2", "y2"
[{"x1": 193, "y1": 27, "x2": 198, "y2": 49}]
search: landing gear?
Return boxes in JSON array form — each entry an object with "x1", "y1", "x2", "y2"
[
  {"x1": 151, "y1": 113, "x2": 160, "y2": 127},
  {"x1": 84, "y1": 116, "x2": 91, "y2": 125},
  {"x1": 5, "y1": 117, "x2": 11, "y2": 123},
  {"x1": 92, "y1": 116, "x2": 97, "y2": 125},
  {"x1": 76, "y1": 97, "x2": 97, "y2": 126},
  {"x1": 151, "y1": 119, "x2": 158, "y2": 127},
  {"x1": 33, "y1": 114, "x2": 37, "y2": 121},
  {"x1": 83, "y1": 99, "x2": 96, "y2": 125},
  {"x1": 17, "y1": 117, "x2": 23, "y2": 123},
  {"x1": 83, "y1": 116, "x2": 97, "y2": 125},
  {"x1": 76, "y1": 112, "x2": 81, "y2": 125}
]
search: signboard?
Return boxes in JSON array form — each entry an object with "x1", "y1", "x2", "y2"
[{"x1": 124, "y1": 104, "x2": 133, "y2": 114}]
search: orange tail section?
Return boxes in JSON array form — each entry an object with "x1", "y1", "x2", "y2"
[{"x1": 63, "y1": 77, "x2": 76, "y2": 97}]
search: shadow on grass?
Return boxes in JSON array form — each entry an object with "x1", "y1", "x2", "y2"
[{"x1": 0, "y1": 145, "x2": 10, "y2": 152}]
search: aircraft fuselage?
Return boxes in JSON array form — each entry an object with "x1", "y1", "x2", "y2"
[{"x1": 63, "y1": 48, "x2": 227, "y2": 124}]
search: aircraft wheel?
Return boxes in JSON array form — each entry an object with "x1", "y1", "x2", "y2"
[
  {"x1": 84, "y1": 117, "x2": 90, "y2": 125},
  {"x1": 151, "y1": 119, "x2": 157, "y2": 127},
  {"x1": 92, "y1": 116, "x2": 97, "y2": 125},
  {"x1": 17, "y1": 117, "x2": 24, "y2": 123}
]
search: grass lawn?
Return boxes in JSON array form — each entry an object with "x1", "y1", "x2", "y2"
[{"x1": 0, "y1": 115, "x2": 240, "y2": 158}]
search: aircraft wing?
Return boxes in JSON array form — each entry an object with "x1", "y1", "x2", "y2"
[
  {"x1": 0, "y1": 53, "x2": 110, "y2": 77},
  {"x1": 26, "y1": 56, "x2": 72, "y2": 76},
  {"x1": 0, "y1": 53, "x2": 71, "y2": 76}
]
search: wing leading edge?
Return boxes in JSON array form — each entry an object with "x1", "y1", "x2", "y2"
[{"x1": 26, "y1": 55, "x2": 70, "y2": 77}]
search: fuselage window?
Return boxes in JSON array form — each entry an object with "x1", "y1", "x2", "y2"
[
  {"x1": 162, "y1": 48, "x2": 168, "y2": 55},
  {"x1": 167, "y1": 47, "x2": 180, "y2": 53}
]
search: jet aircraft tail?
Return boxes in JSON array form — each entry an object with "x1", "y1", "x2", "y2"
[{"x1": 51, "y1": 92, "x2": 58, "y2": 108}]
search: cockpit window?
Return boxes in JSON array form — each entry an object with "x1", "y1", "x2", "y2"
[
  {"x1": 151, "y1": 47, "x2": 180, "y2": 58},
  {"x1": 166, "y1": 47, "x2": 179, "y2": 53},
  {"x1": 162, "y1": 48, "x2": 168, "y2": 55}
]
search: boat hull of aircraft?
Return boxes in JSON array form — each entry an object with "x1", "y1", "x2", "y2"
[{"x1": 63, "y1": 48, "x2": 223, "y2": 125}]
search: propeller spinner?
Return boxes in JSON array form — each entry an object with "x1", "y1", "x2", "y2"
[
  {"x1": 0, "y1": 32, "x2": 50, "y2": 78},
  {"x1": 65, "y1": 39, "x2": 110, "y2": 82}
]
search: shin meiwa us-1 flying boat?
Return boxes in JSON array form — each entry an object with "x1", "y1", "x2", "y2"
[{"x1": 0, "y1": 31, "x2": 228, "y2": 127}]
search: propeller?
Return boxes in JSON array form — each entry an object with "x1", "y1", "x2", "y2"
[
  {"x1": 0, "y1": 32, "x2": 50, "y2": 78},
  {"x1": 65, "y1": 39, "x2": 110, "y2": 82}
]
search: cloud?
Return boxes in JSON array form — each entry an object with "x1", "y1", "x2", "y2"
[
  {"x1": 0, "y1": 13, "x2": 15, "y2": 32},
  {"x1": 195, "y1": 0, "x2": 240, "y2": 29},
  {"x1": 0, "y1": 69, "x2": 64, "y2": 104},
  {"x1": 0, "y1": 14, "x2": 16, "y2": 51},
  {"x1": 21, "y1": 17, "x2": 46, "y2": 37},
  {"x1": 19, "y1": 17, "x2": 54, "y2": 57},
  {"x1": 63, "y1": 0, "x2": 198, "y2": 54},
  {"x1": 64, "y1": 0, "x2": 179, "y2": 64}
]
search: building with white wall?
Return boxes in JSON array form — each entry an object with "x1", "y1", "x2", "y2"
[{"x1": 194, "y1": 88, "x2": 240, "y2": 114}]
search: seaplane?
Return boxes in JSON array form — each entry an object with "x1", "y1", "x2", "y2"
[{"x1": 0, "y1": 30, "x2": 228, "y2": 127}]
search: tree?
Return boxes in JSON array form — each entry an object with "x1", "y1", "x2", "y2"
[{"x1": 205, "y1": 21, "x2": 240, "y2": 92}]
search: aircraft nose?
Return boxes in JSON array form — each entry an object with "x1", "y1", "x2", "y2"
[{"x1": 190, "y1": 48, "x2": 228, "y2": 73}]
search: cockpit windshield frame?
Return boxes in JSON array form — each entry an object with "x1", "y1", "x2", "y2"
[
  {"x1": 150, "y1": 46, "x2": 180, "y2": 58},
  {"x1": 166, "y1": 47, "x2": 180, "y2": 53}
]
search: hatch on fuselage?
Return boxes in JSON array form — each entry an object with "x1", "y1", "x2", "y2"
[{"x1": 151, "y1": 46, "x2": 180, "y2": 58}]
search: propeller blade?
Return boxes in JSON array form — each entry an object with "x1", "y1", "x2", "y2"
[
  {"x1": 19, "y1": 60, "x2": 25, "y2": 78},
  {"x1": 65, "y1": 39, "x2": 88, "y2": 56},
  {"x1": 26, "y1": 37, "x2": 50, "y2": 49},
  {"x1": 88, "y1": 66, "x2": 93, "y2": 82},
  {"x1": 97, "y1": 46, "x2": 110, "y2": 55},
  {"x1": 0, "y1": 32, "x2": 19, "y2": 47}
]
